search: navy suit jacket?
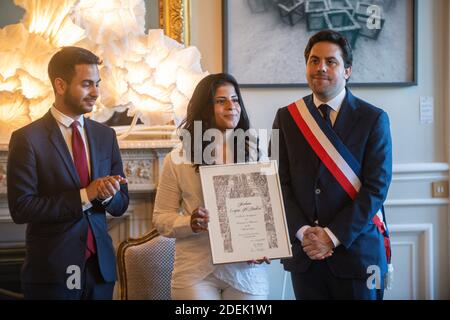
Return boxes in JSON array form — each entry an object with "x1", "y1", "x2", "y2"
[
  {"x1": 272, "y1": 89, "x2": 392, "y2": 278},
  {"x1": 7, "y1": 111, "x2": 129, "y2": 285}
]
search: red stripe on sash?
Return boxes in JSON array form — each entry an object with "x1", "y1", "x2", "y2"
[
  {"x1": 373, "y1": 214, "x2": 391, "y2": 263},
  {"x1": 288, "y1": 104, "x2": 358, "y2": 200}
]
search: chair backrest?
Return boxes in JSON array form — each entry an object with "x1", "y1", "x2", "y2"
[{"x1": 117, "y1": 228, "x2": 175, "y2": 300}]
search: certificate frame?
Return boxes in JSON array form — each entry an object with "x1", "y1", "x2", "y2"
[{"x1": 200, "y1": 161, "x2": 292, "y2": 264}]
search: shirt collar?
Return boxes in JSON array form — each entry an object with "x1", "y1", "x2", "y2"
[
  {"x1": 313, "y1": 87, "x2": 346, "y2": 112},
  {"x1": 50, "y1": 105, "x2": 85, "y2": 128}
]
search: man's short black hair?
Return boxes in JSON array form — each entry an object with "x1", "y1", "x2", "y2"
[
  {"x1": 48, "y1": 46, "x2": 102, "y2": 91},
  {"x1": 304, "y1": 30, "x2": 353, "y2": 68}
]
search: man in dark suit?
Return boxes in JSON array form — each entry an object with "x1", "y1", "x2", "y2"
[
  {"x1": 7, "y1": 46, "x2": 129, "y2": 300},
  {"x1": 272, "y1": 30, "x2": 392, "y2": 299}
]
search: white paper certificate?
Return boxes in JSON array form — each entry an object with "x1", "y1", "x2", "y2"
[{"x1": 199, "y1": 161, "x2": 292, "y2": 264}]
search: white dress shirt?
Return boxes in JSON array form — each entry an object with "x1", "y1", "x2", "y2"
[
  {"x1": 153, "y1": 139, "x2": 269, "y2": 295},
  {"x1": 50, "y1": 106, "x2": 93, "y2": 211},
  {"x1": 313, "y1": 86, "x2": 346, "y2": 126},
  {"x1": 295, "y1": 88, "x2": 347, "y2": 248}
]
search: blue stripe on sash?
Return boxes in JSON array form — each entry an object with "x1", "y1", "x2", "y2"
[{"x1": 302, "y1": 95, "x2": 362, "y2": 178}]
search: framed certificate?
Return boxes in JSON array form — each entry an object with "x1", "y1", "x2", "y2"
[{"x1": 199, "y1": 161, "x2": 292, "y2": 264}]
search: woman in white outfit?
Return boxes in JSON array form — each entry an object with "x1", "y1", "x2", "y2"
[{"x1": 153, "y1": 73, "x2": 270, "y2": 300}]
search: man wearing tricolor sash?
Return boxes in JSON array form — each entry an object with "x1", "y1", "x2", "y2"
[{"x1": 272, "y1": 30, "x2": 392, "y2": 300}]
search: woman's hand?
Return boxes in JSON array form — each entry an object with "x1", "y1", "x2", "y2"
[
  {"x1": 247, "y1": 256, "x2": 271, "y2": 265},
  {"x1": 191, "y1": 207, "x2": 210, "y2": 233}
]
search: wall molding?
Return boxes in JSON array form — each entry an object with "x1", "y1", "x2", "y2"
[
  {"x1": 391, "y1": 241, "x2": 417, "y2": 299},
  {"x1": 385, "y1": 199, "x2": 449, "y2": 206},
  {"x1": 393, "y1": 174, "x2": 448, "y2": 182},
  {"x1": 392, "y1": 163, "x2": 448, "y2": 182},
  {"x1": 390, "y1": 224, "x2": 434, "y2": 300},
  {"x1": 388, "y1": 162, "x2": 449, "y2": 206},
  {"x1": 393, "y1": 163, "x2": 449, "y2": 173}
]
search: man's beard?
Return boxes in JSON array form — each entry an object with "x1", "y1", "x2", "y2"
[{"x1": 63, "y1": 92, "x2": 92, "y2": 115}]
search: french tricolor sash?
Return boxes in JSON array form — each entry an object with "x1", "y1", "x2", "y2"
[{"x1": 287, "y1": 98, "x2": 391, "y2": 264}]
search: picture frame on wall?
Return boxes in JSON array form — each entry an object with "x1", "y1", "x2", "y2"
[{"x1": 223, "y1": 0, "x2": 418, "y2": 87}]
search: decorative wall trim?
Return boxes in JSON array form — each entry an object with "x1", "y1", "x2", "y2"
[
  {"x1": 392, "y1": 163, "x2": 448, "y2": 181},
  {"x1": 390, "y1": 224, "x2": 434, "y2": 300},
  {"x1": 388, "y1": 162, "x2": 449, "y2": 206},
  {"x1": 118, "y1": 139, "x2": 179, "y2": 150},
  {"x1": 393, "y1": 174, "x2": 448, "y2": 182},
  {"x1": 393, "y1": 163, "x2": 449, "y2": 173},
  {"x1": 385, "y1": 199, "x2": 449, "y2": 206},
  {"x1": 392, "y1": 241, "x2": 417, "y2": 299}
]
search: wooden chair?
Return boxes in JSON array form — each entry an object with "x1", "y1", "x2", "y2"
[{"x1": 117, "y1": 228, "x2": 175, "y2": 300}]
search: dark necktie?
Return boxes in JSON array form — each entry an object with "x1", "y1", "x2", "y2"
[
  {"x1": 71, "y1": 121, "x2": 96, "y2": 260},
  {"x1": 318, "y1": 104, "x2": 332, "y2": 128},
  {"x1": 314, "y1": 104, "x2": 332, "y2": 223}
]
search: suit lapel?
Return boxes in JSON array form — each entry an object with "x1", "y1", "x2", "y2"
[
  {"x1": 44, "y1": 111, "x2": 80, "y2": 186},
  {"x1": 317, "y1": 89, "x2": 360, "y2": 178},
  {"x1": 84, "y1": 118, "x2": 99, "y2": 181},
  {"x1": 333, "y1": 89, "x2": 360, "y2": 143}
]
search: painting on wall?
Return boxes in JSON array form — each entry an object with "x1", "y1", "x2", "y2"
[{"x1": 223, "y1": 0, "x2": 417, "y2": 87}]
